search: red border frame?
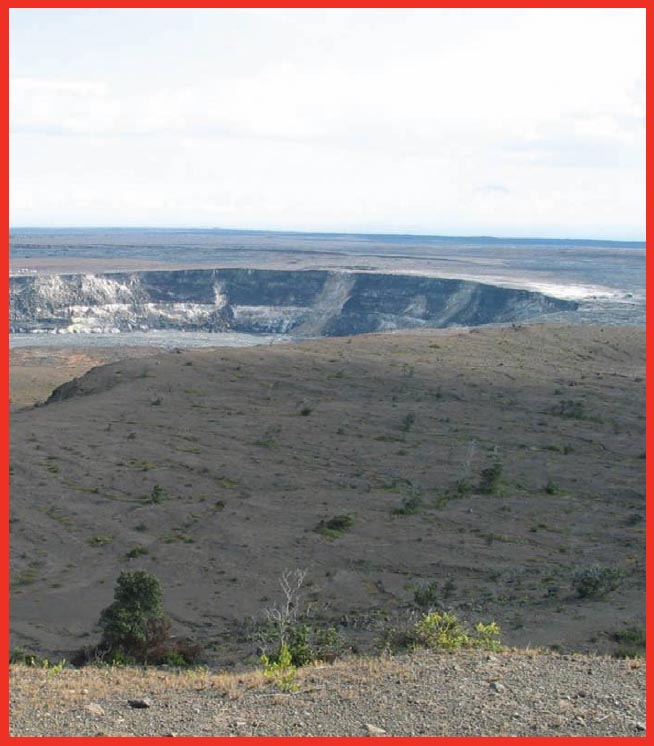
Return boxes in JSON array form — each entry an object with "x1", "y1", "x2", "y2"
[{"x1": 3, "y1": 3, "x2": 651, "y2": 744}]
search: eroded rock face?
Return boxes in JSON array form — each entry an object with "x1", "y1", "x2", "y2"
[{"x1": 9, "y1": 268, "x2": 576, "y2": 336}]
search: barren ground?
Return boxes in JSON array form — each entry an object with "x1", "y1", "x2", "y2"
[{"x1": 9, "y1": 649, "x2": 646, "y2": 737}]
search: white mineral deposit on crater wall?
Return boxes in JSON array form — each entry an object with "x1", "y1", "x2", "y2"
[{"x1": 10, "y1": 268, "x2": 577, "y2": 339}]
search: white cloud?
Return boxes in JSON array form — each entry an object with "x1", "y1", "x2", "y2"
[{"x1": 9, "y1": 7, "x2": 646, "y2": 238}]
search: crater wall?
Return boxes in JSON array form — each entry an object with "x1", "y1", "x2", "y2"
[{"x1": 9, "y1": 268, "x2": 576, "y2": 336}]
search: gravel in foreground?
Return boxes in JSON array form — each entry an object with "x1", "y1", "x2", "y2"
[{"x1": 10, "y1": 649, "x2": 647, "y2": 737}]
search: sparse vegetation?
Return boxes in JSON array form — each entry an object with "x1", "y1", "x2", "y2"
[
  {"x1": 125, "y1": 545, "x2": 149, "y2": 559},
  {"x1": 257, "y1": 570, "x2": 348, "y2": 671},
  {"x1": 573, "y1": 565, "x2": 624, "y2": 599},
  {"x1": 314, "y1": 514, "x2": 354, "y2": 539},
  {"x1": 12, "y1": 560, "x2": 44, "y2": 589},
  {"x1": 414, "y1": 612, "x2": 503, "y2": 652},
  {"x1": 392, "y1": 494, "x2": 422, "y2": 516},
  {"x1": 479, "y1": 460, "x2": 503, "y2": 495},
  {"x1": 413, "y1": 580, "x2": 441, "y2": 611},
  {"x1": 149, "y1": 484, "x2": 166, "y2": 504},
  {"x1": 611, "y1": 626, "x2": 646, "y2": 658},
  {"x1": 400, "y1": 412, "x2": 416, "y2": 432},
  {"x1": 550, "y1": 399, "x2": 588, "y2": 420},
  {"x1": 10, "y1": 325, "x2": 645, "y2": 674},
  {"x1": 10, "y1": 648, "x2": 40, "y2": 666},
  {"x1": 87, "y1": 535, "x2": 113, "y2": 547}
]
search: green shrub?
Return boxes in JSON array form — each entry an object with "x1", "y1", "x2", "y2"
[
  {"x1": 9, "y1": 648, "x2": 39, "y2": 666},
  {"x1": 392, "y1": 495, "x2": 422, "y2": 517},
  {"x1": 258, "y1": 570, "x2": 348, "y2": 667},
  {"x1": 414, "y1": 611, "x2": 470, "y2": 651},
  {"x1": 125, "y1": 545, "x2": 149, "y2": 559},
  {"x1": 314, "y1": 514, "x2": 354, "y2": 539},
  {"x1": 314, "y1": 626, "x2": 346, "y2": 661},
  {"x1": 479, "y1": 461, "x2": 503, "y2": 495},
  {"x1": 453, "y1": 479, "x2": 472, "y2": 496},
  {"x1": 472, "y1": 621, "x2": 503, "y2": 652},
  {"x1": 572, "y1": 565, "x2": 623, "y2": 599},
  {"x1": 88, "y1": 535, "x2": 113, "y2": 547},
  {"x1": 150, "y1": 484, "x2": 166, "y2": 504},
  {"x1": 611, "y1": 625, "x2": 646, "y2": 658},
  {"x1": 401, "y1": 413, "x2": 416, "y2": 432},
  {"x1": 383, "y1": 611, "x2": 503, "y2": 654},
  {"x1": 261, "y1": 641, "x2": 298, "y2": 692},
  {"x1": 81, "y1": 570, "x2": 202, "y2": 666},
  {"x1": 413, "y1": 581, "x2": 441, "y2": 611},
  {"x1": 259, "y1": 620, "x2": 347, "y2": 668},
  {"x1": 545, "y1": 480, "x2": 561, "y2": 495},
  {"x1": 284, "y1": 624, "x2": 313, "y2": 667},
  {"x1": 98, "y1": 570, "x2": 164, "y2": 654}
]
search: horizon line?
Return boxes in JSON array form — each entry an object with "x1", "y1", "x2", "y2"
[{"x1": 9, "y1": 225, "x2": 647, "y2": 245}]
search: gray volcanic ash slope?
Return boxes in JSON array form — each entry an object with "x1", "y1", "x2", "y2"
[
  {"x1": 9, "y1": 268, "x2": 576, "y2": 336},
  {"x1": 10, "y1": 325, "x2": 644, "y2": 664}
]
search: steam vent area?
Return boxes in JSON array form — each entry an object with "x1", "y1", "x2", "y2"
[{"x1": 10, "y1": 268, "x2": 576, "y2": 336}]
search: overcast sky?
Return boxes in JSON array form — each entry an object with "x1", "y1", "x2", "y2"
[{"x1": 10, "y1": 8, "x2": 646, "y2": 239}]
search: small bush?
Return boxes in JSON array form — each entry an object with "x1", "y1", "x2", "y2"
[
  {"x1": 88, "y1": 535, "x2": 112, "y2": 547},
  {"x1": 382, "y1": 611, "x2": 503, "y2": 653},
  {"x1": 414, "y1": 612, "x2": 503, "y2": 652},
  {"x1": 413, "y1": 581, "x2": 441, "y2": 612},
  {"x1": 550, "y1": 400, "x2": 587, "y2": 419},
  {"x1": 314, "y1": 515, "x2": 354, "y2": 539},
  {"x1": 392, "y1": 495, "x2": 422, "y2": 517},
  {"x1": 283, "y1": 624, "x2": 313, "y2": 667},
  {"x1": 572, "y1": 565, "x2": 623, "y2": 599},
  {"x1": 257, "y1": 570, "x2": 348, "y2": 667},
  {"x1": 611, "y1": 625, "x2": 645, "y2": 658},
  {"x1": 414, "y1": 611, "x2": 470, "y2": 651},
  {"x1": 150, "y1": 484, "x2": 166, "y2": 504},
  {"x1": 260, "y1": 621, "x2": 347, "y2": 668},
  {"x1": 10, "y1": 648, "x2": 39, "y2": 666},
  {"x1": 299, "y1": 407, "x2": 313, "y2": 416},
  {"x1": 479, "y1": 461, "x2": 503, "y2": 495},
  {"x1": 314, "y1": 625, "x2": 347, "y2": 662},
  {"x1": 612, "y1": 626, "x2": 646, "y2": 645},
  {"x1": 261, "y1": 641, "x2": 298, "y2": 692},
  {"x1": 453, "y1": 479, "x2": 472, "y2": 496},
  {"x1": 401, "y1": 413, "x2": 416, "y2": 432},
  {"x1": 443, "y1": 579, "x2": 457, "y2": 599},
  {"x1": 473, "y1": 621, "x2": 503, "y2": 652},
  {"x1": 125, "y1": 545, "x2": 149, "y2": 559}
]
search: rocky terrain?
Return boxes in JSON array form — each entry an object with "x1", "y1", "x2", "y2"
[
  {"x1": 10, "y1": 324, "x2": 645, "y2": 667},
  {"x1": 9, "y1": 268, "x2": 575, "y2": 335},
  {"x1": 9, "y1": 649, "x2": 646, "y2": 737}
]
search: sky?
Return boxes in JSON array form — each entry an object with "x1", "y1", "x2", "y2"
[{"x1": 9, "y1": 8, "x2": 646, "y2": 240}]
